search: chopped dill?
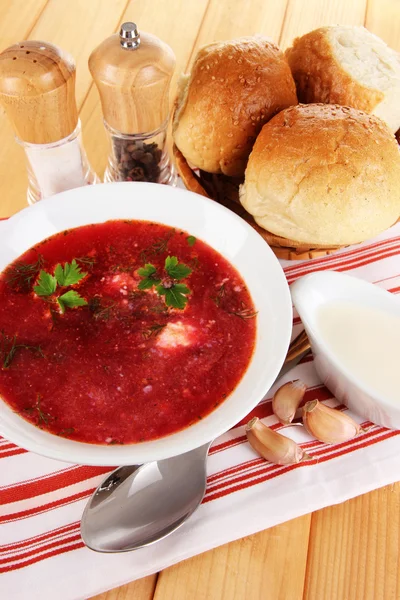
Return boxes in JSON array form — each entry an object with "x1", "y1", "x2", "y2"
[
  {"x1": 229, "y1": 302, "x2": 258, "y2": 320},
  {"x1": 0, "y1": 331, "x2": 44, "y2": 369},
  {"x1": 189, "y1": 256, "x2": 200, "y2": 270},
  {"x1": 89, "y1": 297, "x2": 115, "y2": 321},
  {"x1": 23, "y1": 394, "x2": 52, "y2": 427},
  {"x1": 211, "y1": 283, "x2": 226, "y2": 307},
  {"x1": 76, "y1": 256, "x2": 96, "y2": 270},
  {"x1": 4, "y1": 254, "x2": 44, "y2": 292},
  {"x1": 140, "y1": 229, "x2": 175, "y2": 262},
  {"x1": 58, "y1": 428, "x2": 75, "y2": 437},
  {"x1": 149, "y1": 303, "x2": 169, "y2": 314},
  {"x1": 142, "y1": 323, "x2": 166, "y2": 339}
]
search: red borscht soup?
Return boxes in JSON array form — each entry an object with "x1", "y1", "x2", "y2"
[{"x1": 0, "y1": 221, "x2": 256, "y2": 444}]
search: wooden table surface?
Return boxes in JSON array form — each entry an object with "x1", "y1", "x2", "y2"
[{"x1": 1, "y1": 1, "x2": 400, "y2": 598}]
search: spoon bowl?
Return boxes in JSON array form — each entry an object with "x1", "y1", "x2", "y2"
[{"x1": 81, "y1": 443, "x2": 210, "y2": 552}]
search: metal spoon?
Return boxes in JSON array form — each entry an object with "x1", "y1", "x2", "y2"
[
  {"x1": 81, "y1": 349, "x2": 309, "y2": 553},
  {"x1": 80, "y1": 441, "x2": 211, "y2": 552}
]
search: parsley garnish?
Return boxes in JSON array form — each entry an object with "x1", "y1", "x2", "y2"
[
  {"x1": 137, "y1": 264, "x2": 161, "y2": 290},
  {"x1": 164, "y1": 256, "x2": 192, "y2": 279},
  {"x1": 33, "y1": 260, "x2": 88, "y2": 313},
  {"x1": 137, "y1": 256, "x2": 192, "y2": 309},
  {"x1": 34, "y1": 271, "x2": 57, "y2": 296},
  {"x1": 57, "y1": 290, "x2": 88, "y2": 314},
  {"x1": 186, "y1": 235, "x2": 196, "y2": 247},
  {"x1": 157, "y1": 282, "x2": 190, "y2": 309},
  {"x1": 54, "y1": 259, "x2": 87, "y2": 286}
]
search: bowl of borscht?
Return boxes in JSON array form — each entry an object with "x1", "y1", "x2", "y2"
[{"x1": 0, "y1": 182, "x2": 292, "y2": 465}]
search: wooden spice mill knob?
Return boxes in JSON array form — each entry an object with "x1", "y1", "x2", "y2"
[
  {"x1": 0, "y1": 40, "x2": 78, "y2": 145},
  {"x1": 89, "y1": 22, "x2": 176, "y2": 134}
]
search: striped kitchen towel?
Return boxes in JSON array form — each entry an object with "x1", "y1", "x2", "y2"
[{"x1": 1, "y1": 219, "x2": 400, "y2": 600}]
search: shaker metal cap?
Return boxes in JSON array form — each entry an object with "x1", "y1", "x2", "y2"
[{"x1": 119, "y1": 22, "x2": 140, "y2": 49}]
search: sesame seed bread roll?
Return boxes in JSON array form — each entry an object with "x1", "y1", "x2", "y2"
[
  {"x1": 173, "y1": 36, "x2": 297, "y2": 177},
  {"x1": 286, "y1": 25, "x2": 400, "y2": 133},
  {"x1": 240, "y1": 104, "x2": 400, "y2": 246}
]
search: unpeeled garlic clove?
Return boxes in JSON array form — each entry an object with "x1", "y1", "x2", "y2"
[
  {"x1": 246, "y1": 417, "x2": 310, "y2": 465},
  {"x1": 302, "y1": 399, "x2": 362, "y2": 444},
  {"x1": 272, "y1": 379, "x2": 307, "y2": 424}
]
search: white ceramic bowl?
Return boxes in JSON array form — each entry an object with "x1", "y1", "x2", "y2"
[
  {"x1": 291, "y1": 271, "x2": 400, "y2": 429},
  {"x1": 0, "y1": 182, "x2": 292, "y2": 465}
]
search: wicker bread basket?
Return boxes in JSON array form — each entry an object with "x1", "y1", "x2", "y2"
[{"x1": 173, "y1": 146, "x2": 345, "y2": 261}]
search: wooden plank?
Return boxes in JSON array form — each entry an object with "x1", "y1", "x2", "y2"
[
  {"x1": 365, "y1": 0, "x2": 400, "y2": 51},
  {"x1": 0, "y1": 0, "x2": 48, "y2": 51},
  {"x1": 190, "y1": 0, "x2": 288, "y2": 55},
  {"x1": 154, "y1": 515, "x2": 311, "y2": 600},
  {"x1": 303, "y1": 483, "x2": 400, "y2": 600},
  {"x1": 81, "y1": 0, "x2": 210, "y2": 178},
  {"x1": 0, "y1": 0, "x2": 130, "y2": 217},
  {"x1": 91, "y1": 576, "x2": 157, "y2": 600},
  {"x1": 279, "y1": 0, "x2": 367, "y2": 48}
]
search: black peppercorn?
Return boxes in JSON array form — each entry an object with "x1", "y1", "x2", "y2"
[{"x1": 112, "y1": 137, "x2": 162, "y2": 183}]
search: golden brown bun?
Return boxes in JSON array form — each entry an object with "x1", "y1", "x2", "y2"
[
  {"x1": 240, "y1": 104, "x2": 400, "y2": 246},
  {"x1": 173, "y1": 36, "x2": 297, "y2": 177},
  {"x1": 286, "y1": 26, "x2": 400, "y2": 132}
]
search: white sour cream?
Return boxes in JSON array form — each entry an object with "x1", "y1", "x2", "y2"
[{"x1": 317, "y1": 301, "x2": 400, "y2": 404}]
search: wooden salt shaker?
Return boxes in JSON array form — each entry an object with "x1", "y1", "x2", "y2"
[
  {"x1": 0, "y1": 40, "x2": 98, "y2": 204},
  {"x1": 89, "y1": 22, "x2": 177, "y2": 185}
]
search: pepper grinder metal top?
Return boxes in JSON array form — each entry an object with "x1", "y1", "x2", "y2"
[
  {"x1": 119, "y1": 22, "x2": 140, "y2": 49},
  {"x1": 89, "y1": 22, "x2": 177, "y2": 185}
]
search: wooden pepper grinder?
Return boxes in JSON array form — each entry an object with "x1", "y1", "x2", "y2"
[
  {"x1": 0, "y1": 40, "x2": 98, "y2": 204},
  {"x1": 89, "y1": 22, "x2": 177, "y2": 186}
]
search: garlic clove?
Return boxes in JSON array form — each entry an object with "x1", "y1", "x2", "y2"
[
  {"x1": 302, "y1": 399, "x2": 362, "y2": 444},
  {"x1": 246, "y1": 417, "x2": 310, "y2": 465},
  {"x1": 272, "y1": 379, "x2": 307, "y2": 424}
]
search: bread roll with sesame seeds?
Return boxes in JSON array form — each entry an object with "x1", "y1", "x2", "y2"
[
  {"x1": 173, "y1": 36, "x2": 297, "y2": 177},
  {"x1": 239, "y1": 104, "x2": 400, "y2": 246},
  {"x1": 286, "y1": 26, "x2": 400, "y2": 133}
]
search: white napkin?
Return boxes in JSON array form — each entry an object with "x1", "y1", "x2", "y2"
[{"x1": 1, "y1": 219, "x2": 400, "y2": 600}]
